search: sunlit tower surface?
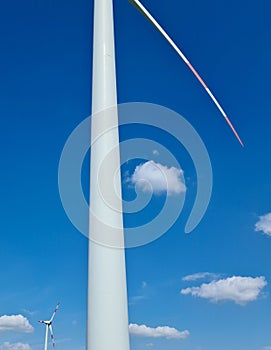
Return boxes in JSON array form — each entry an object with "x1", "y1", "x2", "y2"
[{"x1": 87, "y1": 0, "x2": 130, "y2": 350}]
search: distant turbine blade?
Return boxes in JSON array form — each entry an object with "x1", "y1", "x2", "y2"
[
  {"x1": 38, "y1": 320, "x2": 46, "y2": 324},
  {"x1": 49, "y1": 302, "x2": 60, "y2": 323},
  {"x1": 128, "y1": 0, "x2": 244, "y2": 147},
  {"x1": 49, "y1": 325, "x2": 55, "y2": 347}
]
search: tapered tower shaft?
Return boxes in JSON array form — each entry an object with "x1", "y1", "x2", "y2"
[
  {"x1": 44, "y1": 325, "x2": 48, "y2": 350},
  {"x1": 87, "y1": 0, "x2": 130, "y2": 350}
]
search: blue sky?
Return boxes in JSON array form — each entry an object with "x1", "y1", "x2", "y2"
[{"x1": 1, "y1": 0, "x2": 271, "y2": 350}]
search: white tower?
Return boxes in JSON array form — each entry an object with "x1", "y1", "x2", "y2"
[{"x1": 87, "y1": 0, "x2": 130, "y2": 350}]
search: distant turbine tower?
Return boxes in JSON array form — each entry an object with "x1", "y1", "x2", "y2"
[
  {"x1": 39, "y1": 302, "x2": 60, "y2": 350},
  {"x1": 87, "y1": 1, "x2": 243, "y2": 350}
]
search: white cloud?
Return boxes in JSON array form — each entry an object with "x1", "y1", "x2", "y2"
[
  {"x1": 129, "y1": 323, "x2": 189, "y2": 340},
  {"x1": 255, "y1": 213, "x2": 271, "y2": 236},
  {"x1": 0, "y1": 315, "x2": 34, "y2": 333},
  {"x1": 142, "y1": 281, "x2": 147, "y2": 289},
  {"x1": 0, "y1": 343, "x2": 31, "y2": 350},
  {"x1": 129, "y1": 295, "x2": 147, "y2": 305},
  {"x1": 181, "y1": 276, "x2": 267, "y2": 305},
  {"x1": 182, "y1": 272, "x2": 219, "y2": 282},
  {"x1": 129, "y1": 281, "x2": 149, "y2": 305},
  {"x1": 21, "y1": 310, "x2": 36, "y2": 317},
  {"x1": 146, "y1": 343, "x2": 154, "y2": 347},
  {"x1": 130, "y1": 161, "x2": 186, "y2": 195}
]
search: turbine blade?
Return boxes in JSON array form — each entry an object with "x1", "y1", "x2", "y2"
[
  {"x1": 38, "y1": 320, "x2": 46, "y2": 324},
  {"x1": 49, "y1": 302, "x2": 60, "y2": 323},
  {"x1": 49, "y1": 325, "x2": 55, "y2": 347},
  {"x1": 129, "y1": 0, "x2": 244, "y2": 147}
]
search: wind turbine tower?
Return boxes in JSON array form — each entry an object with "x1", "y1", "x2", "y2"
[{"x1": 87, "y1": 0, "x2": 130, "y2": 350}]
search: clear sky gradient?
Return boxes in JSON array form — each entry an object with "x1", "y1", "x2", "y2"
[{"x1": 0, "y1": 1, "x2": 271, "y2": 350}]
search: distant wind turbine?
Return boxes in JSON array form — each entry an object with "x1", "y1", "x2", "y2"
[
  {"x1": 39, "y1": 302, "x2": 60, "y2": 350},
  {"x1": 87, "y1": 1, "x2": 243, "y2": 350}
]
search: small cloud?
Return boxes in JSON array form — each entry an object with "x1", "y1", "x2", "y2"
[
  {"x1": 146, "y1": 343, "x2": 154, "y2": 347},
  {"x1": 182, "y1": 272, "x2": 219, "y2": 282},
  {"x1": 142, "y1": 281, "x2": 147, "y2": 289},
  {"x1": 129, "y1": 160, "x2": 186, "y2": 195},
  {"x1": 181, "y1": 276, "x2": 267, "y2": 305},
  {"x1": 21, "y1": 309, "x2": 36, "y2": 317},
  {"x1": 0, "y1": 343, "x2": 31, "y2": 350},
  {"x1": 0, "y1": 315, "x2": 34, "y2": 333},
  {"x1": 152, "y1": 150, "x2": 159, "y2": 156},
  {"x1": 54, "y1": 338, "x2": 71, "y2": 345},
  {"x1": 129, "y1": 281, "x2": 148, "y2": 305},
  {"x1": 129, "y1": 295, "x2": 147, "y2": 305},
  {"x1": 129, "y1": 323, "x2": 189, "y2": 340},
  {"x1": 255, "y1": 213, "x2": 271, "y2": 236}
]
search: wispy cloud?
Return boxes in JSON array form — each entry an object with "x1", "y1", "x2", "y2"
[
  {"x1": 181, "y1": 276, "x2": 267, "y2": 305},
  {"x1": 255, "y1": 213, "x2": 271, "y2": 236},
  {"x1": 129, "y1": 323, "x2": 189, "y2": 340},
  {"x1": 182, "y1": 272, "x2": 220, "y2": 282},
  {"x1": 55, "y1": 338, "x2": 72, "y2": 345},
  {"x1": 0, "y1": 343, "x2": 31, "y2": 350},
  {"x1": 21, "y1": 309, "x2": 36, "y2": 317},
  {"x1": 129, "y1": 281, "x2": 149, "y2": 305},
  {"x1": 0, "y1": 315, "x2": 34, "y2": 333},
  {"x1": 129, "y1": 161, "x2": 186, "y2": 195},
  {"x1": 142, "y1": 281, "x2": 147, "y2": 289},
  {"x1": 129, "y1": 295, "x2": 147, "y2": 305}
]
